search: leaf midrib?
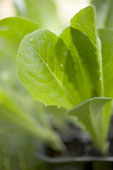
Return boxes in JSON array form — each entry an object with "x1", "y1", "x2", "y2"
[{"x1": 31, "y1": 47, "x2": 75, "y2": 107}]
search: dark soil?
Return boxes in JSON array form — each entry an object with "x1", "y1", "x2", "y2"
[{"x1": 45, "y1": 117, "x2": 113, "y2": 158}]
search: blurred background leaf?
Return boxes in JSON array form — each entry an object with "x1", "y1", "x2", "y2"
[
  {"x1": 13, "y1": 0, "x2": 62, "y2": 33},
  {"x1": 91, "y1": 0, "x2": 113, "y2": 28}
]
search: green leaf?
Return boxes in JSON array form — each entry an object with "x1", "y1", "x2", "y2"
[
  {"x1": 17, "y1": 29, "x2": 81, "y2": 109},
  {"x1": 99, "y1": 28, "x2": 113, "y2": 98},
  {"x1": 70, "y1": 6, "x2": 103, "y2": 96},
  {"x1": 0, "y1": 87, "x2": 63, "y2": 150},
  {"x1": 0, "y1": 16, "x2": 39, "y2": 104},
  {"x1": 91, "y1": 0, "x2": 113, "y2": 28},
  {"x1": 13, "y1": 0, "x2": 61, "y2": 33},
  {"x1": 0, "y1": 16, "x2": 39, "y2": 120},
  {"x1": 0, "y1": 86, "x2": 42, "y2": 136},
  {"x1": 0, "y1": 17, "x2": 38, "y2": 64},
  {"x1": 71, "y1": 6, "x2": 97, "y2": 43},
  {"x1": 68, "y1": 97, "x2": 112, "y2": 153},
  {"x1": 60, "y1": 6, "x2": 103, "y2": 99}
]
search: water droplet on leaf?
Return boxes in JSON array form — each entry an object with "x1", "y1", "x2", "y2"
[
  {"x1": 60, "y1": 64, "x2": 63, "y2": 67},
  {"x1": 60, "y1": 64, "x2": 64, "y2": 71},
  {"x1": 100, "y1": 77, "x2": 102, "y2": 81}
]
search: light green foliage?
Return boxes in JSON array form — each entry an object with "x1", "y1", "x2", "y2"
[
  {"x1": 0, "y1": 17, "x2": 39, "y2": 95},
  {"x1": 17, "y1": 29, "x2": 81, "y2": 109},
  {"x1": 0, "y1": 87, "x2": 40, "y2": 136},
  {"x1": 61, "y1": 6, "x2": 103, "y2": 100},
  {"x1": 0, "y1": 17, "x2": 39, "y2": 130},
  {"x1": 99, "y1": 29, "x2": 113, "y2": 97},
  {"x1": 0, "y1": 16, "x2": 42, "y2": 170},
  {"x1": 0, "y1": 16, "x2": 39, "y2": 97},
  {"x1": 0, "y1": 17, "x2": 39, "y2": 112},
  {"x1": 91, "y1": 0, "x2": 113, "y2": 28},
  {"x1": 0, "y1": 17, "x2": 38, "y2": 61},
  {"x1": 17, "y1": 6, "x2": 103, "y2": 109},
  {"x1": 0, "y1": 17, "x2": 63, "y2": 150},
  {"x1": 68, "y1": 97, "x2": 112, "y2": 153},
  {"x1": 0, "y1": 86, "x2": 63, "y2": 150},
  {"x1": 17, "y1": 6, "x2": 113, "y2": 153},
  {"x1": 13, "y1": 0, "x2": 61, "y2": 33},
  {"x1": 0, "y1": 17, "x2": 39, "y2": 118},
  {"x1": 0, "y1": 131, "x2": 48, "y2": 170}
]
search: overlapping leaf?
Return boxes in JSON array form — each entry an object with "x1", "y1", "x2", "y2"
[
  {"x1": 99, "y1": 29, "x2": 113, "y2": 98},
  {"x1": 61, "y1": 6, "x2": 103, "y2": 99},
  {"x1": 68, "y1": 97, "x2": 112, "y2": 153}
]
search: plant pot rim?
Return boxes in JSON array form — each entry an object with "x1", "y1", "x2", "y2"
[
  {"x1": 38, "y1": 154, "x2": 113, "y2": 163},
  {"x1": 37, "y1": 144, "x2": 113, "y2": 163}
]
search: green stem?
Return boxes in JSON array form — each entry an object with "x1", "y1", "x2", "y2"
[{"x1": 90, "y1": 110, "x2": 108, "y2": 154}]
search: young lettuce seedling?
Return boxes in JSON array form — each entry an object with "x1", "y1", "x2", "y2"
[{"x1": 17, "y1": 6, "x2": 113, "y2": 154}]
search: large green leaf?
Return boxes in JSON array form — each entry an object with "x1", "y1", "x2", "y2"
[
  {"x1": 91, "y1": 0, "x2": 113, "y2": 28},
  {"x1": 13, "y1": 0, "x2": 61, "y2": 33},
  {"x1": 99, "y1": 28, "x2": 113, "y2": 97},
  {"x1": 17, "y1": 29, "x2": 80, "y2": 109},
  {"x1": 60, "y1": 6, "x2": 103, "y2": 100},
  {"x1": 68, "y1": 97, "x2": 112, "y2": 153}
]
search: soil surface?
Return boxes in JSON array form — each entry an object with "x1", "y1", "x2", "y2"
[{"x1": 45, "y1": 117, "x2": 113, "y2": 158}]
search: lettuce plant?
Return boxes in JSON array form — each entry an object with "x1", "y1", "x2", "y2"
[{"x1": 16, "y1": 6, "x2": 113, "y2": 154}]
